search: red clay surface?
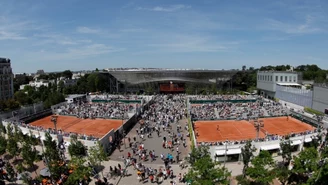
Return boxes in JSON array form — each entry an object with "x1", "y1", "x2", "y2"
[
  {"x1": 195, "y1": 120, "x2": 265, "y2": 142},
  {"x1": 195, "y1": 116, "x2": 314, "y2": 142},
  {"x1": 30, "y1": 115, "x2": 124, "y2": 138},
  {"x1": 259, "y1": 117, "x2": 314, "y2": 136}
]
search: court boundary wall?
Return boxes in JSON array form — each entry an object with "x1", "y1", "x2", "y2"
[{"x1": 0, "y1": 102, "x2": 45, "y2": 120}]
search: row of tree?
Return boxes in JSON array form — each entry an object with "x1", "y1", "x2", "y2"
[
  {"x1": 185, "y1": 132, "x2": 328, "y2": 185},
  {"x1": 0, "y1": 122, "x2": 108, "y2": 185}
]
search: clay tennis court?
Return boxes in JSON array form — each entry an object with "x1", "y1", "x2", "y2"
[
  {"x1": 259, "y1": 116, "x2": 314, "y2": 136},
  {"x1": 30, "y1": 115, "x2": 124, "y2": 138},
  {"x1": 195, "y1": 116, "x2": 314, "y2": 142}
]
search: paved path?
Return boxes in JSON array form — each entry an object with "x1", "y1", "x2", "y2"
[{"x1": 110, "y1": 119, "x2": 191, "y2": 164}]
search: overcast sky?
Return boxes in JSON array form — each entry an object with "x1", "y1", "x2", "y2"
[{"x1": 1, "y1": 0, "x2": 328, "y2": 73}]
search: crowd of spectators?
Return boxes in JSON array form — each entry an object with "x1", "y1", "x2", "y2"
[
  {"x1": 58, "y1": 102, "x2": 135, "y2": 119},
  {"x1": 191, "y1": 99, "x2": 288, "y2": 120},
  {"x1": 91, "y1": 95, "x2": 143, "y2": 101},
  {"x1": 189, "y1": 94, "x2": 257, "y2": 101}
]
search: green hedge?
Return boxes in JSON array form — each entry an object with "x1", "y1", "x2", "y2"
[
  {"x1": 304, "y1": 107, "x2": 325, "y2": 116},
  {"x1": 188, "y1": 117, "x2": 195, "y2": 149}
]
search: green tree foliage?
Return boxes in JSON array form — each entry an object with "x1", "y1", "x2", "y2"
[
  {"x1": 274, "y1": 164, "x2": 290, "y2": 185},
  {"x1": 186, "y1": 145, "x2": 211, "y2": 166},
  {"x1": 246, "y1": 150, "x2": 275, "y2": 185},
  {"x1": 0, "y1": 135, "x2": 7, "y2": 156},
  {"x1": 43, "y1": 133, "x2": 61, "y2": 162},
  {"x1": 43, "y1": 133, "x2": 64, "y2": 181},
  {"x1": 65, "y1": 157, "x2": 92, "y2": 185},
  {"x1": 68, "y1": 135, "x2": 87, "y2": 157},
  {"x1": 21, "y1": 141, "x2": 39, "y2": 171},
  {"x1": 7, "y1": 135, "x2": 20, "y2": 159},
  {"x1": 185, "y1": 146, "x2": 231, "y2": 185},
  {"x1": 61, "y1": 70, "x2": 73, "y2": 79},
  {"x1": 6, "y1": 124, "x2": 20, "y2": 160},
  {"x1": 5, "y1": 162, "x2": 16, "y2": 182},
  {"x1": 280, "y1": 137, "x2": 293, "y2": 165},
  {"x1": 241, "y1": 140, "x2": 255, "y2": 176},
  {"x1": 57, "y1": 80, "x2": 65, "y2": 93},
  {"x1": 290, "y1": 147, "x2": 319, "y2": 184},
  {"x1": 87, "y1": 142, "x2": 107, "y2": 167},
  {"x1": 86, "y1": 73, "x2": 107, "y2": 92},
  {"x1": 14, "y1": 91, "x2": 32, "y2": 105}
]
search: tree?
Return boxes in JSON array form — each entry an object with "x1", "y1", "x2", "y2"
[
  {"x1": 68, "y1": 135, "x2": 87, "y2": 157},
  {"x1": 43, "y1": 133, "x2": 63, "y2": 181},
  {"x1": 185, "y1": 146, "x2": 231, "y2": 185},
  {"x1": 241, "y1": 140, "x2": 255, "y2": 177},
  {"x1": 65, "y1": 157, "x2": 92, "y2": 185},
  {"x1": 290, "y1": 147, "x2": 319, "y2": 184},
  {"x1": 7, "y1": 137, "x2": 20, "y2": 160},
  {"x1": 6, "y1": 124, "x2": 20, "y2": 160},
  {"x1": 43, "y1": 133, "x2": 61, "y2": 162},
  {"x1": 0, "y1": 122, "x2": 6, "y2": 136},
  {"x1": 62, "y1": 70, "x2": 73, "y2": 79},
  {"x1": 246, "y1": 150, "x2": 275, "y2": 185},
  {"x1": 5, "y1": 162, "x2": 16, "y2": 182},
  {"x1": 14, "y1": 91, "x2": 29, "y2": 105},
  {"x1": 21, "y1": 141, "x2": 39, "y2": 174},
  {"x1": 280, "y1": 137, "x2": 293, "y2": 165},
  {"x1": 0, "y1": 135, "x2": 7, "y2": 156},
  {"x1": 88, "y1": 142, "x2": 107, "y2": 171},
  {"x1": 4, "y1": 99, "x2": 20, "y2": 110},
  {"x1": 274, "y1": 164, "x2": 290, "y2": 185},
  {"x1": 57, "y1": 80, "x2": 65, "y2": 93},
  {"x1": 186, "y1": 145, "x2": 211, "y2": 166}
]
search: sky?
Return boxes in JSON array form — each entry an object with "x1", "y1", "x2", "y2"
[{"x1": 1, "y1": 0, "x2": 328, "y2": 73}]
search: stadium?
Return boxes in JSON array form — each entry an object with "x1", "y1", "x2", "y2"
[
  {"x1": 1, "y1": 94, "x2": 151, "y2": 154},
  {"x1": 188, "y1": 95, "x2": 321, "y2": 162},
  {"x1": 0, "y1": 70, "x2": 325, "y2": 164},
  {"x1": 106, "y1": 68, "x2": 243, "y2": 93}
]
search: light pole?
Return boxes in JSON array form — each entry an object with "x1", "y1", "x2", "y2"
[
  {"x1": 253, "y1": 119, "x2": 264, "y2": 141},
  {"x1": 51, "y1": 115, "x2": 58, "y2": 140},
  {"x1": 122, "y1": 113, "x2": 126, "y2": 148},
  {"x1": 224, "y1": 143, "x2": 228, "y2": 167}
]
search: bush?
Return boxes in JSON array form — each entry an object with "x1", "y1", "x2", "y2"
[
  {"x1": 235, "y1": 175, "x2": 251, "y2": 185},
  {"x1": 188, "y1": 118, "x2": 195, "y2": 149},
  {"x1": 304, "y1": 107, "x2": 325, "y2": 116}
]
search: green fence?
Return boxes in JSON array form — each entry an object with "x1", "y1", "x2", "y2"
[
  {"x1": 189, "y1": 99, "x2": 257, "y2": 104},
  {"x1": 91, "y1": 99, "x2": 142, "y2": 103}
]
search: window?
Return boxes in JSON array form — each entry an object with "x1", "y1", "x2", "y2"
[
  {"x1": 289, "y1": 76, "x2": 292, "y2": 82},
  {"x1": 270, "y1": 76, "x2": 272, "y2": 81},
  {"x1": 280, "y1": 76, "x2": 283, "y2": 82},
  {"x1": 276, "y1": 76, "x2": 278, "y2": 82},
  {"x1": 285, "y1": 76, "x2": 288, "y2": 82},
  {"x1": 258, "y1": 75, "x2": 260, "y2": 80},
  {"x1": 293, "y1": 76, "x2": 296, "y2": 82},
  {"x1": 265, "y1": 76, "x2": 267, "y2": 81}
]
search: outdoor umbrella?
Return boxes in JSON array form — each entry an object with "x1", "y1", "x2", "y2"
[
  {"x1": 40, "y1": 167, "x2": 51, "y2": 177},
  {"x1": 17, "y1": 171, "x2": 32, "y2": 180}
]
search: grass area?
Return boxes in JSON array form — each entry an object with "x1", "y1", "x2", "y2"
[
  {"x1": 188, "y1": 117, "x2": 195, "y2": 149},
  {"x1": 304, "y1": 107, "x2": 325, "y2": 116}
]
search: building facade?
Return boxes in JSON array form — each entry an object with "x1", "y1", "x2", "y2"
[
  {"x1": 257, "y1": 71, "x2": 300, "y2": 99},
  {"x1": 0, "y1": 58, "x2": 14, "y2": 100},
  {"x1": 312, "y1": 84, "x2": 328, "y2": 114}
]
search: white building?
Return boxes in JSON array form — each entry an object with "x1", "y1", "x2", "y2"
[
  {"x1": 19, "y1": 80, "x2": 55, "y2": 90},
  {"x1": 257, "y1": 71, "x2": 300, "y2": 99},
  {"x1": 72, "y1": 72, "x2": 86, "y2": 80}
]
